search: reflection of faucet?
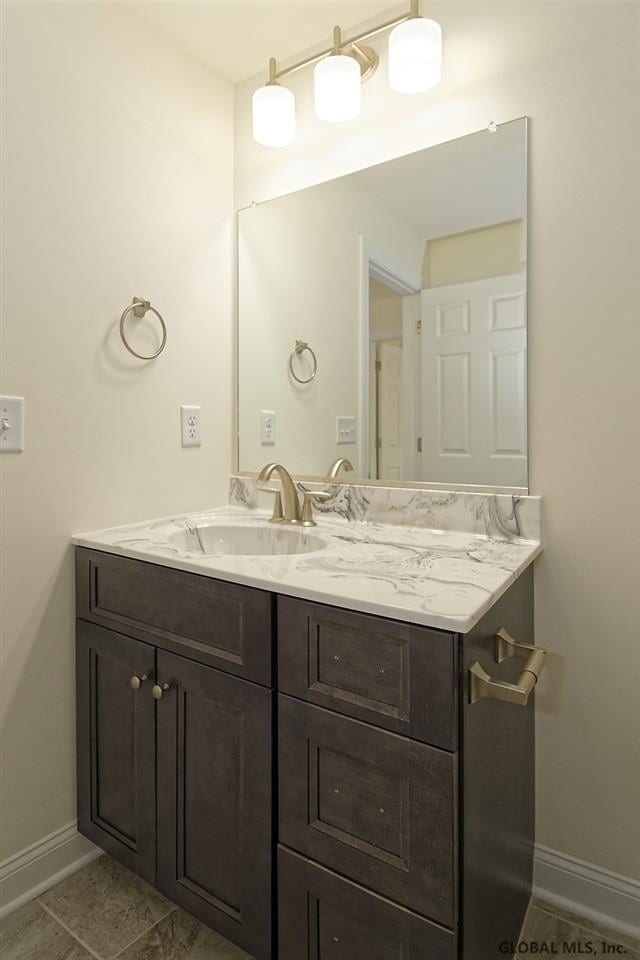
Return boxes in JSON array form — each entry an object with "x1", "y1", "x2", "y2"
[
  {"x1": 257, "y1": 463, "x2": 301, "y2": 524},
  {"x1": 326, "y1": 457, "x2": 354, "y2": 479}
]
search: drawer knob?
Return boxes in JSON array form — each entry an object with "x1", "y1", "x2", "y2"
[
  {"x1": 130, "y1": 674, "x2": 147, "y2": 690},
  {"x1": 333, "y1": 655, "x2": 340, "y2": 662},
  {"x1": 333, "y1": 937, "x2": 340, "y2": 943},
  {"x1": 379, "y1": 807, "x2": 385, "y2": 814},
  {"x1": 379, "y1": 668, "x2": 385, "y2": 675},
  {"x1": 152, "y1": 682, "x2": 170, "y2": 700}
]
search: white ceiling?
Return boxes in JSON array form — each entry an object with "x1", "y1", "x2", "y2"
[{"x1": 119, "y1": 1, "x2": 400, "y2": 84}]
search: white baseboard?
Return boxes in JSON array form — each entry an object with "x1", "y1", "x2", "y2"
[
  {"x1": 2, "y1": 827, "x2": 637, "y2": 942},
  {"x1": 0, "y1": 821, "x2": 101, "y2": 920},
  {"x1": 534, "y1": 844, "x2": 640, "y2": 942}
]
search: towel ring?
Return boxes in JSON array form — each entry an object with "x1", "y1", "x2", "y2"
[
  {"x1": 120, "y1": 298, "x2": 167, "y2": 360},
  {"x1": 289, "y1": 339, "x2": 317, "y2": 384}
]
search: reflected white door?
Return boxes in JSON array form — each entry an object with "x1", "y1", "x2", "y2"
[
  {"x1": 379, "y1": 341, "x2": 403, "y2": 481},
  {"x1": 421, "y1": 273, "x2": 526, "y2": 486}
]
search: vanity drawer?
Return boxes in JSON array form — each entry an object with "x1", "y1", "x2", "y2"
[
  {"x1": 278, "y1": 695, "x2": 457, "y2": 927},
  {"x1": 278, "y1": 847, "x2": 456, "y2": 960},
  {"x1": 277, "y1": 596, "x2": 457, "y2": 751},
  {"x1": 76, "y1": 548, "x2": 273, "y2": 685}
]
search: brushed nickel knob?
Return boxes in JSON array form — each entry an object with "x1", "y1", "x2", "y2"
[
  {"x1": 130, "y1": 674, "x2": 147, "y2": 690},
  {"x1": 152, "y1": 682, "x2": 170, "y2": 700}
]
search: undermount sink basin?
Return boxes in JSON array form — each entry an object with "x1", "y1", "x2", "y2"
[{"x1": 168, "y1": 523, "x2": 326, "y2": 557}]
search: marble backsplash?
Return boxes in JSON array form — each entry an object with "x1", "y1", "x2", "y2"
[{"x1": 229, "y1": 476, "x2": 542, "y2": 543}]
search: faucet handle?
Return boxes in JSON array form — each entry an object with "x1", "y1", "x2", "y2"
[
  {"x1": 300, "y1": 490, "x2": 331, "y2": 527},
  {"x1": 257, "y1": 485, "x2": 285, "y2": 523}
]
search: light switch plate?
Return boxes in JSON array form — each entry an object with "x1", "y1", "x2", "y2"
[
  {"x1": 180, "y1": 405, "x2": 201, "y2": 447},
  {"x1": 336, "y1": 415, "x2": 356, "y2": 445},
  {"x1": 261, "y1": 410, "x2": 276, "y2": 445},
  {"x1": 0, "y1": 396, "x2": 25, "y2": 452}
]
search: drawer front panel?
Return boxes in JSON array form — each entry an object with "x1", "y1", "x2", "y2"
[
  {"x1": 278, "y1": 847, "x2": 456, "y2": 960},
  {"x1": 76, "y1": 548, "x2": 272, "y2": 685},
  {"x1": 278, "y1": 596, "x2": 457, "y2": 750},
  {"x1": 279, "y1": 696, "x2": 457, "y2": 927}
]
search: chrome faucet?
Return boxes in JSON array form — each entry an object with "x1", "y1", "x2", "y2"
[
  {"x1": 257, "y1": 462, "x2": 301, "y2": 524},
  {"x1": 327, "y1": 457, "x2": 354, "y2": 479}
]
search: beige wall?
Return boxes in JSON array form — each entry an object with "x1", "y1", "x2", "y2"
[
  {"x1": 426, "y1": 219, "x2": 525, "y2": 287},
  {"x1": 0, "y1": 2, "x2": 234, "y2": 860},
  {"x1": 370, "y1": 279, "x2": 403, "y2": 332},
  {"x1": 236, "y1": 1, "x2": 640, "y2": 880}
]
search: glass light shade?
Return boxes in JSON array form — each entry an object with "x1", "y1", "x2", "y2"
[
  {"x1": 388, "y1": 17, "x2": 442, "y2": 94},
  {"x1": 314, "y1": 54, "x2": 361, "y2": 123},
  {"x1": 252, "y1": 84, "x2": 296, "y2": 147}
]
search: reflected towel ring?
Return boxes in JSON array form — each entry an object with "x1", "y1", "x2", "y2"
[
  {"x1": 120, "y1": 298, "x2": 167, "y2": 360},
  {"x1": 289, "y1": 339, "x2": 317, "y2": 384}
]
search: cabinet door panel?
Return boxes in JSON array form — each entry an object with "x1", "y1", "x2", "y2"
[
  {"x1": 156, "y1": 652, "x2": 272, "y2": 960},
  {"x1": 76, "y1": 620, "x2": 156, "y2": 882},
  {"x1": 279, "y1": 695, "x2": 457, "y2": 928},
  {"x1": 278, "y1": 847, "x2": 456, "y2": 960}
]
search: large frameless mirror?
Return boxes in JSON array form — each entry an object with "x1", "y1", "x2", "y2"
[{"x1": 237, "y1": 118, "x2": 528, "y2": 490}]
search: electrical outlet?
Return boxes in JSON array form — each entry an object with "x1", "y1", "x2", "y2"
[
  {"x1": 336, "y1": 415, "x2": 356, "y2": 445},
  {"x1": 0, "y1": 396, "x2": 25, "y2": 452},
  {"x1": 261, "y1": 410, "x2": 276, "y2": 445},
  {"x1": 180, "y1": 405, "x2": 201, "y2": 447}
]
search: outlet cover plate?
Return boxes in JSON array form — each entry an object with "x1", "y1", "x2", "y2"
[{"x1": 180, "y1": 405, "x2": 201, "y2": 447}]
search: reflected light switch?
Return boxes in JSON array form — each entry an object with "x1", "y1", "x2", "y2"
[{"x1": 336, "y1": 416, "x2": 356, "y2": 445}]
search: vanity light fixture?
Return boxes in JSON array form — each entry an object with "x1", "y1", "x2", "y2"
[
  {"x1": 314, "y1": 27, "x2": 362, "y2": 123},
  {"x1": 252, "y1": 0, "x2": 442, "y2": 147},
  {"x1": 252, "y1": 58, "x2": 296, "y2": 148},
  {"x1": 388, "y1": 13, "x2": 442, "y2": 93}
]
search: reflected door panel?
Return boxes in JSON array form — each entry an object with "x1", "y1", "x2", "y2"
[{"x1": 421, "y1": 273, "x2": 527, "y2": 487}]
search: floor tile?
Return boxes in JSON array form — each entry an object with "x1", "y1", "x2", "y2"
[
  {"x1": 531, "y1": 897, "x2": 640, "y2": 953},
  {"x1": 39, "y1": 855, "x2": 172, "y2": 960},
  {"x1": 522, "y1": 905, "x2": 639, "y2": 958},
  {"x1": 0, "y1": 900, "x2": 93, "y2": 960},
  {"x1": 116, "y1": 909, "x2": 252, "y2": 960}
]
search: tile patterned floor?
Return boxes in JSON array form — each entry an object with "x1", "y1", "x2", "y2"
[{"x1": 0, "y1": 853, "x2": 637, "y2": 959}]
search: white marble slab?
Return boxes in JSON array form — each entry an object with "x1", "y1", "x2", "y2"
[{"x1": 72, "y1": 482, "x2": 542, "y2": 633}]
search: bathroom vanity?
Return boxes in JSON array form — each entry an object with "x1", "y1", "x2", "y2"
[
  {"x1": 73, "y1": 114, "x2": 540, "y2": 958},
  {"x1": 73, "y1": 484, "x2": 543, "y2": 960}
]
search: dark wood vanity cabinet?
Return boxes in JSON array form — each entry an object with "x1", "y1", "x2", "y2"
[
  {"x1": 76, "y1": 547, "x2": 535, "y2": 960},
  {"x1": 75, "y1": 549, "x2": 274, "y2": 960}
]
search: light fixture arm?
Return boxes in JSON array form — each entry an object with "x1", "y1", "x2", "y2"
[{"x1": 265, "y1": 0, "x2": 420, "y2": 84}]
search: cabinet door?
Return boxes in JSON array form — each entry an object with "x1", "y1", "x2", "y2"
[
  {"x1": 279, "y1": 695, "x2": 457, "y2": 928},
  {"x1": 279, "y1": 848, "x2": 456, "y2": 960},
  {"x1": 76, "y1": 620, "x2": 156, "y2": 882},
  {"x1": 155, "y1": 651, "x2": 272, "y2": 960}
]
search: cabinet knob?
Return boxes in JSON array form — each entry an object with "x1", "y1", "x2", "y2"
[
  {"x1": 152, "y1": 682, "x2": 170, "y2": 700},
  {"x1": 130, "y1": 674, "x2": 147, "y2": 691}
]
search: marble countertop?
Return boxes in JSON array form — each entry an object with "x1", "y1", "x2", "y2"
[{"x1": 72, "y1": 488, "x2": 542, "y2": 632}]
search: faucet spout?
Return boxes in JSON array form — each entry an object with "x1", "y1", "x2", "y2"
[
  {"x1": 257, "y1": 463, "x2": 301, "y2": 523},
  {"x1": 327, "y1": 457, "x2": 354, "y2": 479}
]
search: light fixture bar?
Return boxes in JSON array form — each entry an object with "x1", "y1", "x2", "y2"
[{"x1": 271, "y1": 0, "x2": 419, "y2": 83}]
